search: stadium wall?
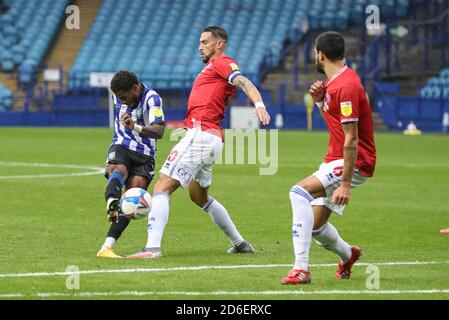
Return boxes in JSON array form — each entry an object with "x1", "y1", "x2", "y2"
[
  {"x1": 0, "y1": 110, "x2": 109, "y2": 127},
  {"x1": 0, "y1": 105, "x2": 328, "y2": 130},
  {"x1": 377, "y1": 96, "x2": 449, "y2": 132}
]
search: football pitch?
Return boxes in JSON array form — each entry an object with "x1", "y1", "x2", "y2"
[{"x1": 0, "y1": 127, "x2": 448, "y2": 300}]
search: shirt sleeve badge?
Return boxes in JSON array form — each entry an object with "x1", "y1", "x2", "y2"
[
  {"x1": 153, "y1": 108, "x2": 164, "y2": 117},
  {"x1": 230, "y1": 63, "x2": 239, "y2": 71},
  {"x1": 340, "y1": 101, "x2": 353, "y2": 116}
]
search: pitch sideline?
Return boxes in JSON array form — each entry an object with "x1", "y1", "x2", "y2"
[
  {"x1": 0, "y1": 260, "x2": 448, "y2": 279},
  {"x1": 0, "y1": 161, "x2": 103, "y2": 180},
  {"x1": 2, "y1": 289, "x2": 449, "y2": 298}
]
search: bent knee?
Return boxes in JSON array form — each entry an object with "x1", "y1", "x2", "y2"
[
  {"x1": 313, "y1": 221, "x2": 327, "y2": 231},
  {"x1": 189, "y1": 193, "x2": 209, "y2": 208},
  {"x1": 126, "y1": 176, "x2": 149, "y2": 190},
  {"x1": 289, "y1": 185, "x2": 314, "y2": 202},
  {"x1": 106, "y1": 164, "x2": 128, "y2": 180},
  {"x1": 152, "y1": 174, "x2": 180, "y2": 195}
]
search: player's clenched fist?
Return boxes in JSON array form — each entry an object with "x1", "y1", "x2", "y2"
[
  {"x1": 121, "y1": 113, "x2": 134, "y2": 130},
  {"x1": 309, "y1": 81, "x2": 326, "y2": 103}
]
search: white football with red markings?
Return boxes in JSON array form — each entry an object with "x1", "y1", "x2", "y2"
[{"x1": 120, "y1": 188, "x2": 152, "y2": 220}]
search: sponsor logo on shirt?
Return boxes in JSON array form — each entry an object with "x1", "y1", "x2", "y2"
[
  {"x1": 134, "y1": 107, "x2": 142, "y2": 118},
  {"x1": 131, "y1": 107, "x2": 142, "y2": 122},
  {"x1": 340, "y1": 101, "x2": 353, "y2": 116}
]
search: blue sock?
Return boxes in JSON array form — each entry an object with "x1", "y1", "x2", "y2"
[{"x1": 105, "y1": 170, "x2": 125, "y2": 201}]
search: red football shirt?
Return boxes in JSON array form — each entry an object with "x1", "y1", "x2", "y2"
[
  {"x1": 184, "y1": 54, "x2": 241, "y2": 140},
  {"x1": 322, "y1": 66, "x2": 377, "y2": 177}
]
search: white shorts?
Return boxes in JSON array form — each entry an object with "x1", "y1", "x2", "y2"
[
  {"x1": 160, "y1": 127, "x2": 223, "y2": 188},
  {"x1": 311, "y1": 159, "x2": 369, "y2": 215}
]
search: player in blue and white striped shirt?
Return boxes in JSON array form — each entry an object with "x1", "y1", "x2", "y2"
[
  {"x1": 97, "y1": 71, "x2": 165, "y2": 259},
  {"x1": 110, "y1": 85, "x2": 164, "y2": 158}
]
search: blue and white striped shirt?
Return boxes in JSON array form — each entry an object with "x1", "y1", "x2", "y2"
[{"x1": 110, "y1": 85, "x2": 164, "y2": 158}]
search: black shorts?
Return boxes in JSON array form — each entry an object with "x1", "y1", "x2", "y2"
[{"x1": 105, "y1": 145, "x2": 155, "y2": 182}]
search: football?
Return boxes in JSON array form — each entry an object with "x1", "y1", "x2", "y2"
[{"x1": 120, "y1": 188, "x2": 152, "y2": 220}]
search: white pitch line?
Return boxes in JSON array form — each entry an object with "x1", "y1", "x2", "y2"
[
  {"x1": 1, "y1": 260, "x2": 448, "y2": 279},
  {"x1": 2, "y1": 289, "x2": 449, "y2": 298},
  {"x1": 0, "y1": 161, "x2": 102, "y2": 171},
  {"x1": 0, "y1": 171, "x2": 104, "y2": 180},
  {"x1": 0, "y1": 161, "x2": 103, "y2": 180},
  {"x1": 281, "y1": 163, "x2": 449, "y2": 169}
]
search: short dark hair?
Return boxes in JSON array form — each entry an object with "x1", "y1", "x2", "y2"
[
  {"x1": 202, "y1": 25, "x2": 228, "y2": 43},
  {"x1": 315, "y1": 31, "x2": 345, "y2": 61},
  {"x1": 110, "y1": 70, "x2": 139, "y2": 93}
]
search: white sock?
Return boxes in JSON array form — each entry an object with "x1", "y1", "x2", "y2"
[
  {"x1": 313, "y1": 222, "x2": 352, "y2": 262},
  {"x1": 203, "y1": 197, "x2": 244, "y2": 246},
  {"x1": 290, "y1": 186, "x2": 314, "y2": 271},
  {"x1": 145, "y1": 192, "x2": 170, "y2": 250},
  {"x1": 102, "y1": 237, "x2": 116, "y2": 249}
]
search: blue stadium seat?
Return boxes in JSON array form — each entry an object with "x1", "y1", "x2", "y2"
[
  {"x1": 1, "y1": 59, "x2": 14, "y2": 72},
  {"x1": 73, "y1": 0, "x2": 283, "y2": 88},
  {"x1": 18, "y1": 62, "x2": 37, "y2": 86},
  {"x1": 0, "y1": 84, "x2": 14, "y2": 111},
  {"x1": 69, "y1": 0, "x2": 410, "y2": 90},
  {"x1": 0, "y1": 0, "x2": 70, "y2": 78}
]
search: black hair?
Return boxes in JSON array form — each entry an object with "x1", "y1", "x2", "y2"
[
  {"x1": 315, "y1": 31, "x2": 345, "y2": 61},
  {"x1": 110, "y1": 70, "x2": 139, "y2": 93},
  {"x1": 202, "y1": 25, "x2": 228, "y2": 43}
]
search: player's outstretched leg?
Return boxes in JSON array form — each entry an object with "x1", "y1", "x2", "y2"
[
  {"x1": 189, "y1": 181, "x2": 254, "y2": 254},
  {"x1": 202, "y1": 196, "x2": 254, "y2": 254},
  {"x1": 97, "y1": 168, "x2": 127, "y2": 258},
  {"x1": 440, "y1": 228, "x2": 449, "y2": 234},
  {"x1": 96, "y1": 215, "x2": 131, "y2": 258},
  {"x1": 313, "y1": 222, "x2": 361, "y2": 279},
  {"x1": 281, "y1": 186, "x2": 314, "y2": 285}
]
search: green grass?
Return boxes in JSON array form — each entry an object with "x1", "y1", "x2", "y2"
[{"x1": 0, "y1": 128, "x2": 448, "y2": 300}]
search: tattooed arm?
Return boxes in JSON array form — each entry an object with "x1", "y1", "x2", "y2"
[
  {"x1": 232, "y1": 75, "x2": 271, "y2": 125},
  {"x1": 332, "y1": 121, "x2": 359, "y2": 206}
]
